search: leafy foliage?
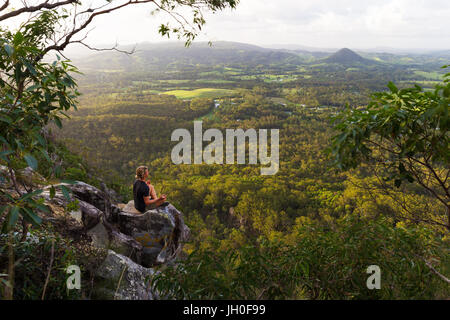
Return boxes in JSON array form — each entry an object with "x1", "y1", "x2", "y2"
[
  {"x1": 0, "y1": 17, "x2": 79, "y2": 232},
  {"x1": 151, "y1": 216, "x2": 449, "y2": 300},
  {"x1": 330, "y1": 68, "x2": 449, "y2": 228}
]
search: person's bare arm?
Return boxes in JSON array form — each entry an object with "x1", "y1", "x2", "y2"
[
  {"x1": 149, "y1": 184, "x2": 158, "y2": 200},
  {"x1": 143, "y1": 184, "x2": 166, "y2": 207}
]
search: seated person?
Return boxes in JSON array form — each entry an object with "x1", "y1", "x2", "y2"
[{"x1": 133, "y1": 166, "x2": 167, "y2": 213}]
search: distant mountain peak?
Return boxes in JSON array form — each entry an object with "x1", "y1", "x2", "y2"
[{"x1": 325, "y1": 48, "x2": 367, "y2": 64}]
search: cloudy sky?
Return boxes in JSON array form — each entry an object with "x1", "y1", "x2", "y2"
[{"x1": 6, "y1": 0, "x2": 450, "y2": 50}]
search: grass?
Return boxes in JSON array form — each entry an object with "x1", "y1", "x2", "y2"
[
  {"x1": 195, "y1": 109, "x2": 217, "y2": 121},
  {"x1": 413, "y1": 71, "x2": 444, "y2": 80},
  {"x1": 196, "y1": 79, "x2": 236, "y2": 84},
  {"x1": 399, "y1": 80, "x2": 441, "y2": 88},
  {"x1": 142, "y1": 89, "x2": 162, "y2": 94},
  {"x1": 161, "y1": 88, "x2": 236, "y2": 99},
  {"x1": 268, "y1": 97, "x2": 289, "y2": 105}
]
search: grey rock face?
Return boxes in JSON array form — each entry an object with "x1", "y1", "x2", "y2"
[
  {"x1": 118, "y1": 201, "x2": 190, "y2": 267},
  {"x1": 121, "y1": 200, "x2": 140, "y2": 214},
  {"x1": 110, "y1": 204, "x2": 121, "y2": 223},
  {"x1": 108, "y1": 229, "x2": 143, "y2": 263},
  {"x1": 87, "y1": 221, "x2": 110, "y2": 248},
  {"x1": 79, "y1": 201, "x2": 103, "y2": 229},
  {"x1": 41, "y1": 188, "x2": 102, "y2": 230},
  {"x1": 93, "y1": 250, "x2": 157, "y2": 300},
  {"x1": 67, "y1": 181, "x2": 111, "y2": 213},
  {"x1": 86, "y1": 222, "x2": 143, "y2": 260},
  {"x1": 100, "y1": 181, "x2": 123, "y2": 204}
]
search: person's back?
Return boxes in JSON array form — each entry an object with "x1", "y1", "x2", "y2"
[
  {"x1": 133, "y1": 179, "x2": 149, "y2": 213},
  {"x1": 133, "y1": 166, "x2": 167, "y2": 213}
]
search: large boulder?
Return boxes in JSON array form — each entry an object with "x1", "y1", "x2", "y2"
[
  {"x1": 118, "y1": 201, "x2": 190, "y2": 267},
  {"x1": 121, "y1": 200, "x2": 140, "y2": 214},
  {"x1": 66, "y1": 181, "x2": 112, "y2": 212},
  {"x1": 100, "y1": 181, "x2": 123, "y2": 204},
  {"x1": 108, "y1": 229, "x2": 143, "y2": 261},
  {"x1": 42, "y1": 181, "x2": 121, "y2": 226},
  {"x1": 66, "y1": 182, "x2": 122, "y2": 223},
  {"x1": 79, "y1": 201, "x2": 103, "y2": 229},
  {"x1": 93, "y1": 250, "x2": 157, "y2": 300},
  {"x1": 86, "y1": 220, "x2": 143, "y2": 264},
  {"x1": 41, "y1": 188, "x2": 102, "y2": 230}
]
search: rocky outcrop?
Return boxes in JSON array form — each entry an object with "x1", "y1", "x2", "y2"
[
  {"x1": 3, "y1": 169, "x2": 188, "y2": 299},
  {"x1": 92, "y1": 250, "x2": 157, "y2": 300},
  {"x1": 41, "y1": 187, "x2": 103, "y2": 230},
  {"x1": 66, "y1": 181, "x2": 114, "y2": 210},
  {"x1": 41, "y1": 181, "x2": 189, "y2": 268},
  {"x1": 100, "y1": 181, "x2": 123, "y2": 204}
]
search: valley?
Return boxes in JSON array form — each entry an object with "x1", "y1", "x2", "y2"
[{"x1": 46, "y1": 41, "x2": 450, "y2": 299}]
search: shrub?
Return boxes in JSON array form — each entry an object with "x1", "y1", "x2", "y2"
[{"x1": 150, "y1": 216, "x2": 449, "y2": 299}]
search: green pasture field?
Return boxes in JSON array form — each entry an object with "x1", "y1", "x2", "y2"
[
  {"x1": 161, "y1": 88, "x2": 237, "y2": 99},
  {"x1": 413, "y1": 70, "x2": 445, "y2": 80}
]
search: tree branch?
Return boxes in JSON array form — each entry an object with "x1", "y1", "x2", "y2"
[
  {"x1": 414, "y1": 254, "x2": 450, "y2": 284},
  {"x1": 0, "y1": 0, "x2": 9, "y2": 12},
  {"x1": 0, "y1": 0, "x2": 79, "y2": 22},
  {"x1": 75, "y1": 41, "x2": 136, "y2": 55},
  {"x1": 40, "y1": 0, "x2": 155, "y2": 57}
]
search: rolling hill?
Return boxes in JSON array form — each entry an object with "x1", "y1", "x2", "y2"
[{"x1": 324, "y1": 48, "x2": 375, "y2": 65}]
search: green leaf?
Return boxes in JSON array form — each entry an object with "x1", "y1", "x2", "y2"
[
  {"x1": 24, "y1": 154, "x2": 38, "y2": 170},
  {"x1": 387, "y1": 81, "x2": 398, "y2": 93},
  {"x1": 54, "y1": 165, "x2": 62, "y2": 178},
  {"x1": 22, "y1": 208, "x2": 42, "y2": 226},
  {"x1": 34, "y1": 203, "x2": 50, "y2": 213},
  {"x1": 0, "y1": 150, "x2": 13, "y2": 161},
  {"x1": 8, "y1": 206, "x2": 20, "y2": 229},
  {"x1": 59, "y1": 185, "x2": 71, "y2": 201},
  {"x1": 0, "y1": 205, "x2": 7, "y2": 217},
  {"x1": 23, "y1": 61, "x2": 37, "y2": 76},
  {"x1": 19, "y1": 189, "x2": 43, "y2": 202},
  {"x1": 60, "y1": 179, "x2": 77, "y2": 185},
  {"x1": 0, "y1": 115, "x2": 13, "y2": 124},
  {"x1": 25, "y1": 83, "x2": 41, "y2": 92},
  {"x1": 15, "y1": 139, "x2": 24, "y2": 151},
  {"x1": 49, "y1": 185, "x2": 56, "y2": 199},
  {"x1": 40, "y1": 149, "x2": 51, "y2": 162},
  {"x1": 34, "y1": 132, "x2": 47, "y2": 147},
  {"x1": 13, "y1": 32, "x2": 24, "y2": 45},
  {"x1": 54, "y1": 117, "x2": 62, "y2": 128},
  {"x1": 3, "y1": 44, "x2": 14, "y2": 57}
]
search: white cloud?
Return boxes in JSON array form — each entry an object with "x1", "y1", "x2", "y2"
[
  {"x1": 197, "y1": 0, "x2": 450, "y2": 49},
  {"x1": 3, "y1": 0, "x2": 450, "y2": 49}
]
